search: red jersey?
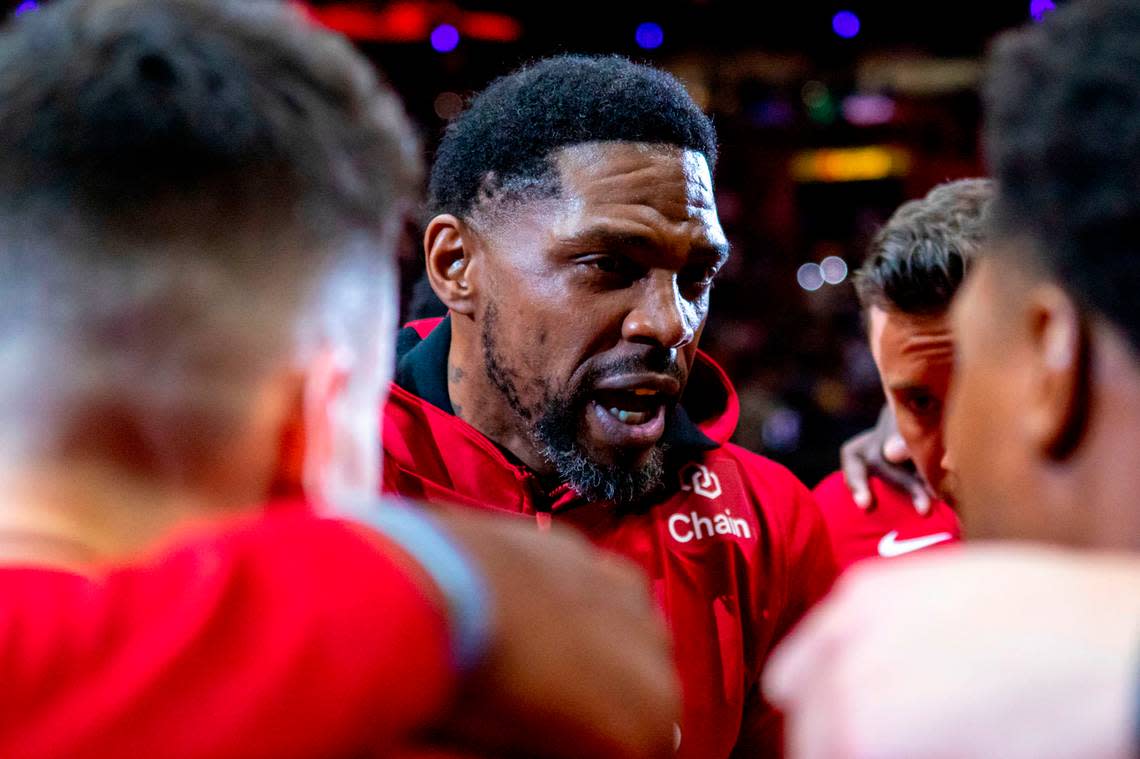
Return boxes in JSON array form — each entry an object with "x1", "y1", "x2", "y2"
[
  {"x1": 0, "y1": 514, "x2": 454, "y2": 759},
  {"x1": 813, "y1": 471, "x2": 961, "y2": 573},
  {"x1": 383, "y1": 318, "x2": 837, "y2": 759}
]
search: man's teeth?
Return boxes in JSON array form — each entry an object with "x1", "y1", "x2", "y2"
[{"x1": 607, "y1": 407, "x2": 652, "y2": 424}]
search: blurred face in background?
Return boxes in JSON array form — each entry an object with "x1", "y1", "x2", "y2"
[{"x1": 868, "y1": 305, "x2": 958, "y2": 504}]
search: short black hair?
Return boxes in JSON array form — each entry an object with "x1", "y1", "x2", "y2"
[
  {"x1": 428, "y1": 55, "x2": 717, "y2": 218},
  {"x1": 985, "y1": 0, "x2": 1140, "y2": 353},
  {"x1": 854, "y1": 179, "x2": 994, "y2": 315}
]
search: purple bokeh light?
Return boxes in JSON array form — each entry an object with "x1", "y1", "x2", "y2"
[
  {"x1": 635, "y1": 22, "x2": 664, "y2": 50},
  {"x1": 430, "y1": 24, "x2": 460, "y2": 53},
  {"x1": 1030, "y1": 0, "x2": 1056, "y2": 22},
  {"x1": 832, "y1": 11, "x2": 860, "y2": 39}
]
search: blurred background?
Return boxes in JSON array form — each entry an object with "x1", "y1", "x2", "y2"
[{"x1": 1, "y1": 0, "x2": 1061, "y2": 485}]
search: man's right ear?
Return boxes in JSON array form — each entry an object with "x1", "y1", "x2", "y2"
[{"x1": 424, "y1": 214, "x2": 477, "y2": 316}]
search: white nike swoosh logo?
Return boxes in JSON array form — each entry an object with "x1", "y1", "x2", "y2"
[{"x1": 877, "y1": 530, "x2": 954, "y2": 558}]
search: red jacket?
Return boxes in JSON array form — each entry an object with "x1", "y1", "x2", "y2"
[
  {"x1": 382, "y1": 318, "x2": 837, "y2": 759},
  {"x1": 0, "y1": 514, "x2": 454, "y2": 759},
  {"x1": 813, "y1": 471, "x2": 961, "y2": 573}
]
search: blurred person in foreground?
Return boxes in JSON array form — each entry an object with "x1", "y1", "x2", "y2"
[
  {"x1": 814, "y1": 179, "x2": 994, "y2": 571},
  {"x1": 0, "y1": 2, "x2": 678, "y2": 757},
  {"x1": 765, "y1": 1, "x2": 1140, "y2": 757},
  {"x1": 383, "y1": 54, "x2": 837, "y2": 758}
]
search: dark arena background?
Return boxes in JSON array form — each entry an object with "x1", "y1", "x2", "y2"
[{"x1": 2, "y1": 0, "x2": 1059, "y2": 484}]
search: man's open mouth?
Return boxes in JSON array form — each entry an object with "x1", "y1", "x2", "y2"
[
  {"x1": 593, "y1": 387, "x2": 667, "y2": 425},
  {"x1": 583, "y1": 376, "x2": 681, "y2": 449}
]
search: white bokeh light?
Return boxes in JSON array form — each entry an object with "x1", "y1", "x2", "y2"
[
  {"x1": 797, "y1": 262, "x2": 825, "y2": 292},
  {"x1": 821, "y1": 255, "x2": 849, "y2": 284}
]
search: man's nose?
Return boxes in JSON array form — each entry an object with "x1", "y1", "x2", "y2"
[{"x1": 622, "y1": 273, "x2": 695, "y2": 350}]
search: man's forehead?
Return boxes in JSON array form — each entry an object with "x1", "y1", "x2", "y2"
[
  {"x1": 553, "y1": 142, "x2": 715, "y2": 205},
  {"x1": 870, "y1": 306, "x2": 955, "y2": 370},
  {"x1": 541, "y1": 141, "x2": 725, "y2": 251}
]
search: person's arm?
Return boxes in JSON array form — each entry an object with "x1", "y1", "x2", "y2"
[
  {"x1": 0, "y1": 513, "x2": 456, "y2": 759},
  {"x1": 0, "y1": 506, "x2": 679, "y2": 759},
  {"x1": 764, "y1": 546, "x2": 1140, "y2": 759}
]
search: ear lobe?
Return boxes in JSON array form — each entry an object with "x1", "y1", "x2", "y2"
[
  {"x1": 1025, "y1": 284, "x2": 1089, "y2": 460},
  {"x1": 424, "y1": 214, "x2": 477, "y2": 316}
]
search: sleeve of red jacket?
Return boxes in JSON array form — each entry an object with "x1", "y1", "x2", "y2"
[
  {"x1": 733, "y1": 463, "x2": 838, "y2": 759},
  {"x1": 0, "y1": 514, "x2": 456, "y2": 759}
]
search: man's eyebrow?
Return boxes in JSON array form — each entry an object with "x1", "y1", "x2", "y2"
[
  {"x1": 558, "y1": 227, "x2": 730, "y2": 259},
  {"x1": 697, "y1": 243, "x2": 732, "y2": 264},
  {"x1": 557, "y1": 228, "x2": 657, "y2": 250},
  {"x1": 888, "y1": 382, "x2": 933, "y2": 394}
]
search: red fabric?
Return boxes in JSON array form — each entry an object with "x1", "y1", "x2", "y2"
[
  {"x1": 405, "y1": 318, "x2": 441, "y2": 339},
  {"x1": 383, "y1": 320, "x2": 837, "y2": 759},
  {"x1": 0, "y1": 514, "x2": 455, "y2": 759},
  {"x1": 813, "y1": 471, "x2": 962, "y2": 573}
]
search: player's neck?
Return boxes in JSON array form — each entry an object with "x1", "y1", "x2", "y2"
[{"x1": 0, "y1": 458, "x2": 246, "y2": 570}]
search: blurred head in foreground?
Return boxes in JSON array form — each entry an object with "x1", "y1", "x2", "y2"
[
  {"x1": 946, "y1": 0, "x2": 1140, "y2": 549},
  {"x1": 0, "y1": 0, "x2": 419, "y2": 560}
]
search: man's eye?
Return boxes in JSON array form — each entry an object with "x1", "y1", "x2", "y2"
[
  {"x1": 693, "y1": 266, "x2": 719, "y2": 285},
  {"x1": 583, "y1": 255, "x2": 640, "y2": 279},
  {"x1": 903, "y1": 392, "x2": 941, "y2": 417},
  {"x1": 680, "y1": 264, "x2": 719, "y2": 291}
]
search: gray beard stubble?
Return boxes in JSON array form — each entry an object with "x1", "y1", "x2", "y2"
[{"x1": 480, "y1": 302, "x2": 668, "y2": 507}]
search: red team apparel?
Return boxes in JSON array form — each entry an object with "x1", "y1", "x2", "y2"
[
  {"x1": 0, "y1": 515, "x2": 455, "y2": 759},
  {"x1": 383, "y1": 318, "x2": 838, "y2": 759},
  {"x1": 813, "y1": 471, "x2": 961, "y2": 573}
]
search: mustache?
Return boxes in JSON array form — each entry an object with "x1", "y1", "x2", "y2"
[{"x1": 577, "y1": 350, "x2": 686, "y2": 393}]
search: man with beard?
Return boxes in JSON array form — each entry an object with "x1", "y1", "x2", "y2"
[
  {"x1": 383, "y1": 55, "x2": 837, "y2": 758},
  {"x1": 764, "y1": 1, "x2": 1140, "y2": 757},
  {"x1": 814, "y1": 179, "x2": 994, "y2": 571},
  {"x1": 0, "y1": 2, "x2": 679, "y2": 757}
]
